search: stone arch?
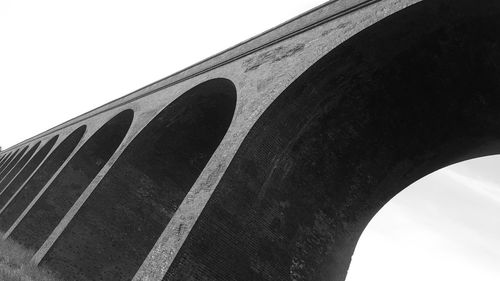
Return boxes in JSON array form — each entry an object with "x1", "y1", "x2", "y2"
[
  {"x1": 0, "y1": 154, "x2": 8, "y2": 167},
  {"x1": 41, "y1": 78, "x2": 236, "y2": 281},
  {"x1": 0, "y1": 142, "x2": 41, "y2": 193},
  {"x1": 0, "y1": 152, "x2": 15, "y2": 173},
  {"x1": 163, "y1": 0, "x2": 500, "y2": 280},
  {"x1": 0, "y1": 136, "x2": 59, "y2": 210},
  {"x1": 0, "y1": 155, "x2": 9, "y2": 171},
  {"x1": 8, "y1": 109, "x2": 134, "y2": 252},
  {"x1": 0, "y1": 127, "x2": 86, "y2": 233},
  {"x1": 0, "y1": 147, "x2": 26, "y2": 180}
]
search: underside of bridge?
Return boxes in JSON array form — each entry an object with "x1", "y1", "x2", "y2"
[
  {"x1": 0, "y1": 0, "x2": 499, "y2": 280},
  {"x1": 164, "y1": 0, "x2": 500, "y2": 280}
]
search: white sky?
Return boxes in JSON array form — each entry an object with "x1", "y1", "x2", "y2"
[
  {"x1": 1, "y1": 1, "x2": 500, "y2": 281},
  {"x1": 0, "y1": 0, "x2": 325, "y2": 149},
  {"x1": 346, "y1": 155, "x2": 500, "y2": 281}
]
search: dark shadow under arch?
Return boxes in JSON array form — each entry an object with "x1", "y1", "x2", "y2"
[
  {"x1": 9, "y1": 110, "x2": 133, "y2": 252},
  {"x1": 0, "y1": 142, "x2": 41, "y2": 193},
  {"x1": 0, "y1": 136, "x2": 58, "y2": 210},
  {"x1": 163, "y1": 1, "x2": 500, "y2": 280},
  {"x1": 0, "y1": 152, "x2": 15, "y2": 174},
  {"x1": 0, "y1": 156, "x2": 8, "y2": 172},
  {"x1": 0, "y1": 154, "x2": 8, "y2": 167},
  {"x1": 0, "y1": 127, "x2": 86, "y2": 233},
  {"x1": 0, "y1": 147, "x2": 26, "y2": 181},
  {"x1": 41, "y1": 78, "x2": 237, "y2": 281}
]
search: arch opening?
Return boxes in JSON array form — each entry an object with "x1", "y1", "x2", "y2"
[
  {"x1": 0, "y1": 148, "x2": 25, "y2": 180},
  {"x1": 0, "y1": 142, "x2": 41, "y2": 193},
  {"x1": 0, "y1": 154, "x2": 8, "y2": 167},
  {"x1": 161, "y1": 1, "x2": 500, "y2": 280},
  {"x1": 8, "y1": 110, "x2": 133, "y2": 252},
  {"x1": 0, "y1": 136, "x2": 59, "y2": 210},
  {"x1": 0, "y1": 151, "x2": 16, "y2": 174},
  {"x1": 0, "y1": 156, "x2": 8, "y2": 171},
  {"x1": 41, "y1": 78, "x2": 236, "y2": 281},
  {"x1": 0, "y1": 126, "x2": 86, "y2": 233},
  {"x1": 345, "y1": 155, "x2": 500, "y2": 281}
]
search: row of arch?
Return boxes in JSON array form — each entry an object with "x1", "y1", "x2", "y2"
[
  {"x1": 0, "y1": 79, "x2": 237, "y2": 280},
  {"x1": 1, "y1": 0, "x2": 500, "y2": 280}
]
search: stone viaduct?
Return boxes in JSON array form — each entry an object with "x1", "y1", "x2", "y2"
[{"x1": 1, "y1": 0, "x2": 499, "y2": 280}]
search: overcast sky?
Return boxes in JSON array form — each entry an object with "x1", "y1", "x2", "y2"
[
  {"x1": 0, "y1": 0, "x2": 325, "y2": 149},
  {"x1": 347, "y1": 155, "x2": 500, "y2": 281},
  {"x1": 1, "y1": 1, "x2": 499, "y2": 281}
]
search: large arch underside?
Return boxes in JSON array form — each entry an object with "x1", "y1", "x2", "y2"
[{"x1": 164, "y1": 0, "x2": 500, "y2": 280}]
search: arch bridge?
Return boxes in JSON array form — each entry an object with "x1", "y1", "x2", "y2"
[{"x1": 1, "y1": 0, "x2": 499, "y2": 280}]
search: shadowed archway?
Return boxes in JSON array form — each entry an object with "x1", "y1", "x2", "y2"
[
  {"x1": 0, "y1": 136, "x2": 59, "y2": 210},
  {"x1": 0, "y1": 154, "x2": 8, "y2": 167},
  {"x1": 0, "y1": 127, "x2": 86, "y2": 233},
  {"x1": 0, "y1": 142, "x2": 41, "y2": 193},
  {"x1": 41, "y1": 78, "x2": 237, "y2": 281},
  {"x1": 162, "y1": 0, "x2": 500, "y2": 280},
  {"x1": 8, "y1": 110, "x2": 134, "y2": 252},
  {"x1": 0, "y1": 151, "x2": 16, "y2": 174},
  {"x1": 0, "y1": 147, "x2": 26, "y2": 181}
]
